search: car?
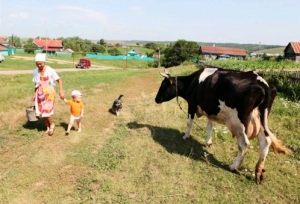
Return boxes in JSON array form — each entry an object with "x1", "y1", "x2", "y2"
[
  {"x1": 0, "y1": 54, "x2": 5, "y2": 63},
  {"x1": 75, "y1": 58, "x2": 91, "y2": 69}
]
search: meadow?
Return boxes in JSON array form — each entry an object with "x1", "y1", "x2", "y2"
[{"x1": 0, "y1": 58, "x2": 299, "y2": 203}]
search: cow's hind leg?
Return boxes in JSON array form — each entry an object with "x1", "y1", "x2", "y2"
[{"x1": 255, "y1": 128, "x2": 271, "y2": 184}]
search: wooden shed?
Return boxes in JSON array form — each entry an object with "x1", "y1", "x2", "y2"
[{"x1": 284, "y1": 42, "x2": 300, "y2": 61}]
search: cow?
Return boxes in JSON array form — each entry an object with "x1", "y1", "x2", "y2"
[{"x1": 155, "y1": 68, "x2": 290, "y2": 184}]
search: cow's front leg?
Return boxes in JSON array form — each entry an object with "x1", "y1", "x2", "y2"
[
  {"x1": 205, "y1": 121, "x2": 213, "y2": 147},
  {"x1": 183, "y1": 114, "x2": 194, "y2": 140}
]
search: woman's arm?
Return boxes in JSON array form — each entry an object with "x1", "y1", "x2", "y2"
[
  {"x1": 31, "y1": 87, "x2": 38, "y2": 101},
  {"x1": 56, "y1": 78, "x2": 65, "y2": 99}
]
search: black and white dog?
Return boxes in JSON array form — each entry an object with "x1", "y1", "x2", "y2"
[{"x1": 111, "y1": 95, "x2": 124, "y2": 116}]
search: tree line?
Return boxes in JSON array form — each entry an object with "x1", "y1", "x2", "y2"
[{"x1": 6, "y1": 35, "x2": 284, "y2": 68}]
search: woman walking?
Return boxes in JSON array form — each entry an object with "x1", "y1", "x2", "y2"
[{"x1": 31, "y1": 53, "x2": 64, "y2": 136}]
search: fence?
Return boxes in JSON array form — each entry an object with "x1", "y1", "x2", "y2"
[{"x1": 86, "y1": 53, "x2": 155, "y2": 61}]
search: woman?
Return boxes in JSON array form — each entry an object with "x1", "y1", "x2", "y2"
[{"x1": 31, "y1": 53, "x2": 64, "y2": 136}]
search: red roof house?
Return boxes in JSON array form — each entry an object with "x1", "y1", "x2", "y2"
[
  {"x1": 200, "y1": 45, "x2": 247, "y2": 59},
  {"x1": 33, "y1": 39, "x2": 63, "y2": 53},
  {"x1": 284, "y1": 42, "x2": 300, "y2": 61}
]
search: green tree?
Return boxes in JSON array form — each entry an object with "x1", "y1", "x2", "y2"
[
  {"x1": 24, "y1": 43, "x2": 38, "y2": 54},
  {"x1": 108, "y1": 48, "x2": 122, "y2": 56},
  {"x1": 8, "y1": 35, "x2": 22, "y2": 48},
  {"x1": 161, "y1": 39, "x2": 199, "y2": 68},
  {"x1": 91, "y1": 44, "x2": 106, "y2": 53},
  {"x1": 99, "y1": 38, "x2": 106, "y2": 46}
]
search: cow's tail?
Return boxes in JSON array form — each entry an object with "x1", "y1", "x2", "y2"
[
  {"x1": 259, "y1": 83, "x2": 291, "y2": 155},
  {"x1": 268, "y1": 132, "x2": 291, "y2": 154}
]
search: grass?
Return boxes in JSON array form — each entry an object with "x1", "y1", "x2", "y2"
[{"x1": 0, "y1": 63, "x2": 299, "y2": 203}]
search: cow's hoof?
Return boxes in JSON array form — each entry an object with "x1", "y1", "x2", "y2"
[
  {"x1": 205, "y1": 143, "x2": 212, "y2": 147},
  {"x1": 182, "y1": 135, "x2": 190, "y2": 140},
  {"x1": 255, "y1": 169, "x2": 266, "y2": 184}
]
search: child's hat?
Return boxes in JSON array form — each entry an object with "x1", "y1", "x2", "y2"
[{"x1": 71, "y1": 90, "x2": 82, "y2": 96}]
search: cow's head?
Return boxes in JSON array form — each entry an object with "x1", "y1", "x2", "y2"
[{"x1": 155, "y1": 69, "x2": 177, "y2": 104}]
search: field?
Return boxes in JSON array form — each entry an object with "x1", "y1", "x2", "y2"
[{"x1": 0, "y1": 59, "x2": 299, "y2": 203}]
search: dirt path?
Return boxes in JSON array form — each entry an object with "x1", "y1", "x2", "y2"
[
  {"x1": 0, "y1": 66, "x2": 120, "y2": 75},
  {"x1": 0, "y1": 55, "x2": 119, "y2": 75}
]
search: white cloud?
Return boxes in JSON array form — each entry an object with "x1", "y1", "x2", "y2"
[
  {"x1": 56, "y1": 5, "x2": 107, "y2": 24},
  {"x1": 9, "y1": 12, "x2": 28, "y2": 19}
]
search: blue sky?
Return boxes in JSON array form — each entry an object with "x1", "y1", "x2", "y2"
[{"x1": 0, "y1": 0, "x2": 299, "y2": 45}]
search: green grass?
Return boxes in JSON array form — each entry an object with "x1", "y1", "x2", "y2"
[{"x1": 0, "y1": 63, "x2": 299, "y2": 203}]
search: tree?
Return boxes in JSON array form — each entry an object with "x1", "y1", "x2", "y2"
[
  {"x1": 108, "y1": 48, "x2": 122, "y2": 56},
  {"x1": 161, "y1": 39, "x2": 199, "y2": 68},
  {"x1": 99, "y1": 38, "x2": 106, "y2": 46},
  {"x1": 24, "y1": 43, "x2": 38, "y2": 54},
  {"x1": 8, "y1": 35, "x2": 22, "y2": 48},
  {"x1": 91, "y1": 44, "x2": 106, "y2": 53}
]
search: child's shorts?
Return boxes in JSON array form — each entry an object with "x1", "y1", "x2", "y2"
[{"x1": 71, "y1": 115, "x2": 81, "y2": 120}]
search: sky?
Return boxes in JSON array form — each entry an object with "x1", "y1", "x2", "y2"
[{"x1": 0, "y1": 0, "x2": 299, "y2": 45}]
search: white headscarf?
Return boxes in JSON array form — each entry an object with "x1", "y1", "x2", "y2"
[{"x1": 35, "y1": 53, "x2": 47, "y2": 62}]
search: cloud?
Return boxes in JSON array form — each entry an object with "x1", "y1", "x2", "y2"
[
  {"x1": 9, "y1": 12, "x2": 28, "y2": 19},
  {"x1": 56, "y1": 5, "x2": 107, "y2": 24},
  {"x1": 129, "y1": 6, "x2": 144, "y2": 11}
]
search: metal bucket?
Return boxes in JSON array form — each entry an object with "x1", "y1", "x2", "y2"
[{"x1": 26, "y1": 106, "x2": 38, "y2": 122}]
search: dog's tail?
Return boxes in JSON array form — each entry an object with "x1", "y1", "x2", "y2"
[{"x1": 118, "y1": 94, "x2": 124, "y2": 100}]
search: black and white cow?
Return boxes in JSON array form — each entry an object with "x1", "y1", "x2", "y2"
[{"x1": 155, "y1": 68, "x2": 290, "y2": 184}]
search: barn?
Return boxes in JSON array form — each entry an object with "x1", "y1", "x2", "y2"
[
  {"x1": 284, "y1": 42, "x2": 300, "y2": 61},
  {"x1": 200, "y1": 45, "x2": 247, "y2": 60}
]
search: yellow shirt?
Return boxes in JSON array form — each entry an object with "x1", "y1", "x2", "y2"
[{"x1": 66, "y1": 100, "x2": 84, "y2": 116}]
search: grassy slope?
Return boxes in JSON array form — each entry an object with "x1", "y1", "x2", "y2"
[{"x1": 0, "y1": 66, "x2": 299, "y2": 203}]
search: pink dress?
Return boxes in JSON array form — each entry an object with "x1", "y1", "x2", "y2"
[
  {"x1": 36, "y1": 75, "x2": 55, "y2": 117},
  {"x1": 32, "y1": 66, "x2": 60, "y2": 117}
]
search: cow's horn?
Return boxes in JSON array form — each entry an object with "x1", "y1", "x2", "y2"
[
  {"x1": 164, "y1": 69, "x2": 170, "y2": 75},
  {"x1": 159, "y1": 70, "x2": 169, "y2": 78}
]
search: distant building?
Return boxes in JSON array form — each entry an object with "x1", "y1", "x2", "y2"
[
  {"x1": 33, "y1": 39, "x2": 63, "y2": 55},
  {"x1": 284, "y1": 42, "x2": 300, "y2": 61},
  {"x1": 200, "y1": 45, "x2": 247, "y2": 60}
]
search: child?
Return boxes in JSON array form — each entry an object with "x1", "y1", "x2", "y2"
[{"x1": 63, "y1": 90, "x2": 84, "y2": 136}]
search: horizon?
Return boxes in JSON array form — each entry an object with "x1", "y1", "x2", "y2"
[{"x1": 1, "y1": 0, "x2": 299, "y2": 46}]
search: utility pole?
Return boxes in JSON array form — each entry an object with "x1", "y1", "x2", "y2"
[
  {"x1": 158, "y1": 47, "x2": 160, "y2": 68},
  {"x1": 11, "y1": 34, "x2": 14, "y2": 55},
  {"x1": 125, "y1": 46, "x2": 128, "y2": 69},
  {"x1": 46, "y1": 29, "x2": 48, "y2": 55}
]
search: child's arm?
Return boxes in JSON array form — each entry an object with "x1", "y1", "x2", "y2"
[
  {"x1": 62, "y1": 98, "x2": 68, "y2": 103},
  {"x1": 81, "y1": 109, "x2": 84, "y2": 117}
]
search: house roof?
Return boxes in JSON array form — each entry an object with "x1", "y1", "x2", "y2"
[
  {"x1": 284, "y1": 42, "x2": 300, "y2": 54},
  {"x1": 200, "y1": 45, "x2": 247, "y2": 57},
  {"x1": 0, "y1": 45, "x2": 7, "y2": 51},
  {"x1": 33, "y1": 39, "x2": 63, "y2": 48}
]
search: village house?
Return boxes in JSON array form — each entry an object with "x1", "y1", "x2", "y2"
[
  {"x1": 200, "y1": 45, "x2": 247, "y2": 60},
  {"x1": 33, "y1": 38, "x2": 63, "y2": 55},
  {"x1": 284, "y1": 42, "x2": 300, "y2": 62}
]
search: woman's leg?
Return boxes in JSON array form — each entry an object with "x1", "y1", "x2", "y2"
[
  {"x1": 43, "y1": 117, "x2": 50, "y2": 133},
  {"x1": 46, "y1": 117, "x2": 55, "y2": 136}
]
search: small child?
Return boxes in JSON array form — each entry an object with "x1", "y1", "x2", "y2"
[{"x1": 63, "y1": 90, "x2": 84, "y2": 136}]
